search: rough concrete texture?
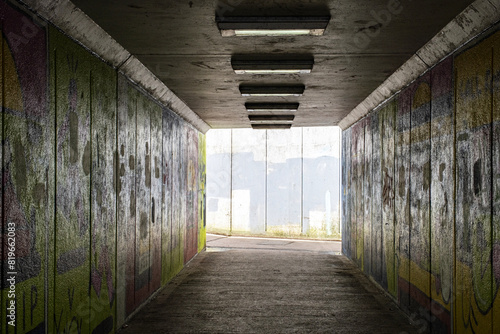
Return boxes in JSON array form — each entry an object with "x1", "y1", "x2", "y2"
[
  {"x1": 72, "y1": 0, "x2": 476, "y2": 128},
  {"x1": 119, "y1": 235, "x2": 419, "y2": 334},
  {"x1": 0, "y1": 2, "x2": 206, "y2": 332},
  {"x1": 1, "y1": 3, "x2": 49, "y2": 331},
  {"x1": 20, "y1": 0, "x2": 210, "y2": 133},
  {"x1": 338, "y1": 0, "x2": 500, "y2": 130},
  {"x1": 206, "y1": 127, "x2": 341, "y2": 238},
  {"x1": 342, "y1": 28, "x2": 500, "y2": 332},
  {"x1": 207, "y1": 234, "x2": 342, "y2": 254}
]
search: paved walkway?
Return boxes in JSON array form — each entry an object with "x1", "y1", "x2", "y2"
[{"x1": 119, "y1": 234, "x2": 419, "y2": 333}]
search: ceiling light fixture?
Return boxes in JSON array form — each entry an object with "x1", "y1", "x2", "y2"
[
  {"x1": 240, "y1": 85, "x2": 305, "y2": 97},
  {"x1": 245, "y1": 103, "x2": 299, "y2": 112},
  {"x1": 232, "y1": 59, "x2": 314, "y2": 74},
  {"x1": 251, "y1": 124, "x2": 292, "y2": 129},
  {"x1": 216, "y1": 16, "x2": 330, "y2": 37},
  {"x1": 249, "y1": 115, "x2": 295, "y2": 123}
]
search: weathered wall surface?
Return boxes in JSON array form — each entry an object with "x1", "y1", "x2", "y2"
[
  {"x1": 342, "y1": 28, "x2": 500, "y2": 333},
  {"x1": 207, "y1": 127, "x2": 341, "y2": 238},
  {"x1": 0, "y1": 1, "x2": 206, "y2": 333}
]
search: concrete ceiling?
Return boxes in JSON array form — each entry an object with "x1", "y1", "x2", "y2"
[{"x1": 72, "y1": 0, "x2": 474, "y2": 129}]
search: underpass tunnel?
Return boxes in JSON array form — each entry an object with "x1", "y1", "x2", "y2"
[{"x1": 1, "y1": 0, "x2": 500, "y2": 333}]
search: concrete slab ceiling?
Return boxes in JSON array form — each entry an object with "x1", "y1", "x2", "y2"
[{"x1": 70, "y1": 0, "x2": 476, "y2": 129}]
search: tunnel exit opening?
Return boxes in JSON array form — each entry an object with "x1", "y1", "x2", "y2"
[{"x1": 205, "y1": 126, "x2": 342, "y2": 240}]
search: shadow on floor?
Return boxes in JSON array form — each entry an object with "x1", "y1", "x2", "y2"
[{"x1": 119, "y1": 235, "x2": 419, "y2": 333}]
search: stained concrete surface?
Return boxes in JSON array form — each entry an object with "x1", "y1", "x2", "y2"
[
  {"x1": 71, "y1": 0, "x2": 476, "y2": 128},
  {"x1": 119, "y1": 234, "x2": 419, "y2": 333},
  {"x1": 206, "y1": 234, "x2": 342, "y2": 254}
]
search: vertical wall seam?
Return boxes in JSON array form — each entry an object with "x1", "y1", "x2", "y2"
[
  {"x1": 392, "y1": 103, "x2": 397, "y2": 296},
  {"x1": 378, "y1": 114, "x2": 382, "y2": 278},
  {"x1": 382, "y1": 110, "x2": 387, "y2": 287},
  {"x1": 52, "y1": 48, "x2": 58, "y2": 331},
  {"x1": 365, "y1": 121, "x2": 374, "y2": 276},
  {"x1": 89, "y1": 70, "x2": 93, "y2": 325},
  {"x1": 169, "y1": 115, "x2": 172, "y2": 274},
  {"x1": 265, "y1": 130, "x2": 268, "y2": 233},
  {"x1": 490, "y1": 46, "x2": 495, "y2": 327},
  {"x1": 44, "y1": 29, "x2": 49, "y2": 334},
  {"x1": 355, "y1": 127, "x2": 358, "y2": 262},
  {"x1": 408, "y1": 88, "x2": 412, "y2": 300},
  {"x1": 148, "y1": 102, "x2": 152, "y2": 285},
  {"x1": 159, "y1": 110, "x2": 163, "y2": 282},
  {"x1": 452, "y1": 65, "x2": 458, "y2": 334},
  {"x1": 368, "y1": 123, "x2": 371, "y2": 275},
  {"x1": 338, "y1": 128, "x2": 341, "y2": 236},
  {"x1": 428, "y1": 72, "x2": 433, "y2": 329},
  {"x1": 170, "y1": 117, "x2": 173, "y2": 264},
  {"x1": 361, "y1": 122, "x2": 364, "y2": 270},
  {"x1": 230, "y1": 129, "x2": 232, "y2": 234},
  {"x1": 301, "y1": 128, "x2": 304, "y2": 235},
  {"x1": 362, "y1": 121, "x2": 366, "y2": 271},
  {"x1": 133, "y1": 97, "x2": 137, "y2": 306},
  {"x1": 114, "y1": 72, "x2": 119, "y2": 328}
]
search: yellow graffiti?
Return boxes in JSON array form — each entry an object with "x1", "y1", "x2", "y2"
[
  {"x1": 398, "y1": 256, "x2": 500, "y2": 333},
  {"x1": 198, "y1": 132, "x2": 207, "y2": 253},
  {"x1": 455, "y1": 32, "x2": 500, "y2": 132},
  {"x1": 385, "y1": 242, "x2": 396, "y2": 297},
  {"x1": 398, "y1": 256, "x2": 450, "y2": 311},
  {"x1": 455, "y1": 260, "x2": 499, "y2": 334},
  {"x1": 412, "y1": 82, "x2": 431, "y2": 110}
]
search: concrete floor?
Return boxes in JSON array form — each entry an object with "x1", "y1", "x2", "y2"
[{"x1": 119, "y1": 235, "x2": 419, "y2": 333}]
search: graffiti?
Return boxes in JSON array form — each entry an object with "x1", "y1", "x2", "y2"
[
  {"x1": 343, "y1": 30, "x2": 500, "y2": 333},
  {"x1": 1, "y1": 2, "x2": 48, "y2": 332},
  {"x1": 382, "y1": 167, "x2": 394, "y2": 209},
  {"x1": 198, "y1": 132, "x2": 207, "y2": 253},
  {"x1": 184, "y1": 127, "x2": 198, "y2": 263},
  {"x1": 1, "y1": 2, "x2": 206, "y2": 333},
  {"x1": 425, "y1": 59, "x2": 454, "y2": 329}
]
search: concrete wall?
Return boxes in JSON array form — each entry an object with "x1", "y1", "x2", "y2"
[
  {"x1": 207, "y1": 127, "x2": 341, "y2": 238},
  {"x1": 342, "y1": 27, "x2": 500, "y2": 333},
  {"x1": 0, "y1": 2, "x2": 206, "y2": 333}
]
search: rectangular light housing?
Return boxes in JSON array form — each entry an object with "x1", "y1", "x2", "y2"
[
  {"x1": 251, "y1": 124, "x2": 292, "y2": 129},
  {"x1": 245, "y1": 103, "x2": 299, "y2": 112},
  {"x1": 232, "y1": 59, "x2": 313, "y2": 74},
  {"x1": 240, "y1": 85, "x2": 305, "y2": 97},
  {"x1": 249, "y1": 115, "x2": 295, "y2": 123},
  {"x1": 216, "y1": 16, "x2": 330, "y2": 37}
]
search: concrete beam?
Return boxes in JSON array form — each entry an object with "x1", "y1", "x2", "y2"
[
  {"x1": 19, "y1": 0, "x2": 211, "y2": 133},
  {"x1": 338, "y1": 0, "x2": 500, "y2": 130},
  {"x1": 417, "y1": 0, "x2": 500, "y2": 66}
]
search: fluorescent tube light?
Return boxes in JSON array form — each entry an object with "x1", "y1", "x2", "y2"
[
  {"x1": 216, "y1": 16, "x2": 330, "y2": 37},
  {"x1": 239, "y1": 85, "x2": 305, "y2": 97},
  {"x1": 249, "y1": 115, "x2": 295, "y2": 123},
  {"x1": 236, "y1": 69, "x2": 311, "y2": 74},
  {"x1": 251, "y1": 124, "x2": 292, "y2": 129},
  {"x1": 232, "y1": 59, "x2": 313, "y2": 74},
  {"x1": 233, "y1": 29, "x2": 318, "y2": 37},
  {"x1": 245, "y1": 103, "x2": 299, "y2": 112}
]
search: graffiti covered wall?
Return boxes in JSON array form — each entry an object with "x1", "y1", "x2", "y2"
[
  {"x1": 1, "y1": 2, "x2": 49, "y2": 332},
  {"x1": 342, "y1": 28, "x2": 500, "y2": 333},
  {"x1": 1, "y1": 1, "x2": 206, "y2": 333}
]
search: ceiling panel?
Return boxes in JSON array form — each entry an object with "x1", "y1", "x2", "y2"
[{"x1": 73, "y1": 0, "x2": 474, "y2": 128}]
